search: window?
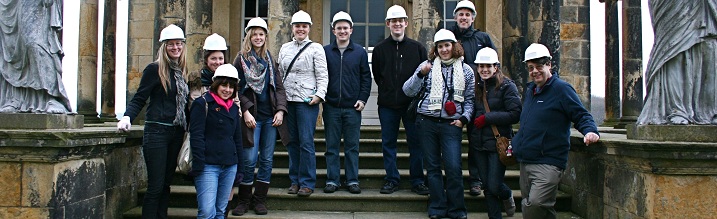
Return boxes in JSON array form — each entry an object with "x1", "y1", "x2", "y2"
[
  {"x1": 437, "y1": 0, "x2": 460, "y2": 29},
  {"x1": 324, "y1": 0, "x2": 387, "y2": 50},
  {"x1": 243, "y1": 0, "x2": 269, "y2": 30}
]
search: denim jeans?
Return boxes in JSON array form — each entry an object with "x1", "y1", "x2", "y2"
[
  {"x1": 242, "y1": 118, "x2": 277, "y2": 184},
  {"x1": 476, "y1": 150, "x2": 512, "y2": 219},
  {"x1": 467, "y1": 144, "x2": 484, "y2": 188},
  {"x1": 194, "y1": 164, "x2": 237, "y2": 219},
  {"x1": 377, "y1": 106, "x2": 425, "y2": 186},
  {"x1": 141, "y1": 123, "x2": 184, "y2": 219},
  {"x1": 322, "y1": 104, "x2": 361, "y2": 186},
  {"x1": 286, "y1": 102, "x2": 319, "y2": 189},
  {"x1": 416, "y1": 116, "x2": 466, "y2": 218}
]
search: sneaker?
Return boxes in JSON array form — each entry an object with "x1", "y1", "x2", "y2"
[
  {"x1": 469, "y1": 184, "x2": 482, "y2": 196},
  {"x1": 287, "y1": 184, "x2": 299, "y2": 194},
  {"x1": 411, "y1": 183, "x2": 430, "y2": 195},
  {"x1": 323, "y1": 184, "x2": 338, "y2": 193},
  {"x1": 348, "y1": 184, "x2": 362, "y2": 194},
  {"x1": 503, "y1": 193, "x2": 516, "y2": 216},
  {"x1": 379, "y1": 181, "x2": 399, "y2": 194},
  {"x1": 297, "y1": 187, "x2": 313, "y2": 197}
]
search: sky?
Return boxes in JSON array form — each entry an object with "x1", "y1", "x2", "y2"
[{"x1": 589, "y1": 0, "x2": 654, "y2": 98}]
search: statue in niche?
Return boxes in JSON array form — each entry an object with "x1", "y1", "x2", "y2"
[
  {"x1": 637, "y1": 0, "x2": 717, "y2": 125},
  {"x1": 0, "y1": 0, "x2": 72, "y2": 114}
]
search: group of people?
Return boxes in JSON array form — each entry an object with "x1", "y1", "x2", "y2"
[{"x1": 116, "y1": 1, "x2": 600, "y2": 219}]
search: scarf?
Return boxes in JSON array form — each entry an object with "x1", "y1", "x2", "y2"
[
  {"x1": 427, "y1": 57, "x2": 465, "y2": 111},
  {"x1": 200, "y1": 68, "x2": 214, "y2": 87},
  {"x1": 209, "y1": 91, "x2": 234, "y2": 112},
  {"x1": 239, "y1": 50, "x2": 274, "y2": 94},
  {"x1": 170, "y1": 61, "x2": 189, "y2": 129}
]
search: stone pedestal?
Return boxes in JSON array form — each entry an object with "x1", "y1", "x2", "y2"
[
  {"x1": 563, "y1": 129, "x2": 717, "y2": 219},
  {"x1": 0, "y1": 126, "x2": 145, "y2": 219},
  {"x1": 0, "y1": 114, "x2": 84, "y2": 129},
  {"x1": 626, "y1": 124, "x2": 717, "y2": 142}
]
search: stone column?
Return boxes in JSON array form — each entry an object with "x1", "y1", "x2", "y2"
[
  {"x1": 185, "y1": 0, "x2": 213, "y2": 73},
  {"x1": 503, "y1": 0, "x2": 529, "y2": 92},
  {"x1": 616, "y1": 0, "x2": 643, "y2": 128},
  {"x1": 560, "y1": 0, "x2": 592, "y2": 108},
  {"x1": 267, "y1": 0, "x2": 298, "y2": 60},
  {"x1": 100, "y1": 0, "x2": 117, "y2": 119},
  {"x1": 411, "y1": 0, "x2": 441, "y2": 48},
  {"x1": 154, "y1": 1, "x2": 186, "y2": 52},
  {"x1": 77, "y1": 0, "x2": 99, "y2": 122},
  {"x1": 603, "y1": 0, "x2": 621, "y2": 126},
  {"x1": 483, "y1": 0, "x2": 503, "y2": 57}
]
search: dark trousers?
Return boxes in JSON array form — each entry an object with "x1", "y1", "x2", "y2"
[{"x1": 141, "y1": 123, "x2": 184, "y2": 219}]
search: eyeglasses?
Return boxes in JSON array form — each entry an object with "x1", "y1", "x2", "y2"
[
  {"x1": 166, "y1": 42, "x2": 184, "y2": 48},
  {"x1": 527, "y1": 64, "x2": 545, "y2": 72}
]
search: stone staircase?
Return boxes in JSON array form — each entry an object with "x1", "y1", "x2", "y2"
[{"x1": 123, "y1": 126, "x2": 580, "y2": 218}]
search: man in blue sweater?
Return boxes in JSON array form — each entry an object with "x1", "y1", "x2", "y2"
[
  {"x1": 512, "y1": 43, "x2": 600, "y2": 219},
  {"x1": 322, "y1": 11, "x2": 372, "y2": 194}
]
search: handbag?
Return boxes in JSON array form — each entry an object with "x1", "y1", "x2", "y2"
[
  {"x1": 177, "y1": 96, "x2": 208, "y2": 174},
  {"x1": 406, "y1": 80, "x2": 428, "y2": 120},
  {"x1": 480, "y1": 83, "x2": 517, "y2": 166}
]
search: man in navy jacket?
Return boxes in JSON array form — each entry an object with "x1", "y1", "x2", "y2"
[
  {"x1": 512, "y1": 43, "x2": 600, "y2": 219},
  {"x1": 321, "y1": 11, "x2": 372, "y2": 194}
]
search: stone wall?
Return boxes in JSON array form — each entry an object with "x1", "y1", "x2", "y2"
[
  {"x1": 0, "y1": 127, "x2": 145, "y2": 219},
  {"x1": 562, "y1": 131, "x2": 717, "y2": 218},
  {"x1": 559, "y1": 0, "x2": 591, "y2": 108}
]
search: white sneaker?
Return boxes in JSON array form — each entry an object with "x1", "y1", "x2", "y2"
[{"x1": 503, "y1": 193, "x2": 516, "y2": 217}]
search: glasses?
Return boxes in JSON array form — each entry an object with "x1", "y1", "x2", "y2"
[
  {"x1": 527, "y1": 64, "x2": 545, "y2": 72},
  {"x1": 166, "y1": 42, "x2": 184, "y2": 48}
]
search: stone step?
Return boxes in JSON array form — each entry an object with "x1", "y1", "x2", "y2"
[
  {"x1": 172, "y1": 168, "x2": 522, "y2": 191},
  {"x1": 312, "y1": 126, "x2": 470, "y2": 140},
  {"x1": 276, "y1": 138, "x2": 471, "y2": 153},
  {"x1": 123, "y1": 208, "x2": 583, "y2": 219},
  {"x1": 137, "y1": 186, "x2": 572, "y2": 212}
]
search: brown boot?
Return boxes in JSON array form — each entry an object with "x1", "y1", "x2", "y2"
[
  {"x1": 231, "y1": 184, "x2": 253, "y2": 216},
  {"x1": 252, "y1": 181, "x2": 270, "y2": 215}
]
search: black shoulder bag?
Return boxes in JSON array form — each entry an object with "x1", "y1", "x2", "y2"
[
  {"x1": 282, "y1": 43, "x2": 312, "y2": 81},
  {"x1": 406, "y1": 79, "x2": 428, "y2": 121}
]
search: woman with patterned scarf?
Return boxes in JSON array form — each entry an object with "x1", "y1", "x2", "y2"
[
  {"x1": 116, "y1": 24, "x2": 190, "y2": 218},
  {"x1": 229, "y1": 17, "x2": 288, "y2": 216},
  {"x1": 402, "y1": 29, "x2": 475, "y2": 219}
]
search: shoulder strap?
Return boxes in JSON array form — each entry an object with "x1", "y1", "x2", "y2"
[
  {"x1": 283, "y1": 42, "x2": 313, "y2": 81},
  {"x1": 481, "y1": 82, "x2": 501, "y2": 138}
]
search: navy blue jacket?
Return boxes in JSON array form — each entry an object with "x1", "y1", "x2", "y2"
[
  {"x1": 449, "y1": 25, "x2": 495, "y2": 69},
  {"x1": 189, "y1": 93, "x2": 244, "y2": 172},
  {"x1": 512, "y1": 74, "x2": 598, "y2": 170},
  {"x1": 323, "y1": 40, "x2": 372, "y2": 108},
  {"x1": 468, "y1": 76, "x2": 522, "y2": 152}
]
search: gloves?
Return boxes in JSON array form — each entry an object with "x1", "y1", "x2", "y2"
[
  {"x1": 117, "y1": 116, "x2": 131, "y2": 132},
  {"x1": 473, "y1": 115, "x2": 486, "y2": 129},
  {"x1": 444, "y1": 101, "x2": 457, "y2": 116}
]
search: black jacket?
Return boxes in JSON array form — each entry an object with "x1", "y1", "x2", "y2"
[
  {"x1": 124, "y1": 62, "x2": 186, "y2": 124},
  {"x1": 324, "y1": 40, "x2": 372, "y2": 108},
  {"x1": 468, "y1": 76, "x2": 521, "y2": 152},
  {"x1": 189, "y1": 93, "x2": 243, "y2": 171},
  {"x1": 371, "y1": 36, "x2": 428, "y2": 109},
  {"x1": 449, "y1": 25, "x2": 495, "y2": 69}
]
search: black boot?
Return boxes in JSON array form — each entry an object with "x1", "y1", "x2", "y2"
[
  {"x1": 252, "y1": 181, "x2": 270, "y2": 215},
  {"x1": 231, "y1": 184, "x2": 253, "y2": 216}
]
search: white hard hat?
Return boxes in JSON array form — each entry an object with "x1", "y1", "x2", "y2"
[
  {"x1": 332, "y1": 11, "x2": 353, "y2": 28},
  {"x1": 291, "y1": 10, "x2": 313, "y2": 25},
  {"x1": 453, "y1": 0, "x2": 477, "y2": 16},
  {"x1": 203, "y1": 33, "x2": 227, "y2": 51},
  {"x1": 433, "y1": 29, "x2": 457, "y2": 43},
  {"x1": 245, "y1": 17, "x2": 268, "y2": 33},
  {"x1": 212, "y1": 64, "x2": 239, "y2": 80},
  {"x1": 159, "y1": 24, "x2": 185, "y2": 42},
  {"x1": 385, "y1": 5, "x2": 408, "y2": 20},
  {"x1": 475, "y1": 47, "x2": 500, "y2": 64},
  {"x1": 523, "y1": 43, "x2": 552, "y2": 62}
]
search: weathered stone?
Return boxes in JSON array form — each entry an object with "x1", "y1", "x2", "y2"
[
  {"x1": 560, "y1": 23, "x2": 588, "y2": 40},
  {"x1": 561, "y1": 40, "x2": 588, "y2": 59},
  {"x1": 0, "y1": 207, "x2": 50, "y2": 218},
  {"x1": 604, "y1": 0, "x2": 621, "y2": 124},
  {"x1": 22, "y1": 163, "x2": 54, "y2": 207},
  {"x1": 128, "y1": 21, "x2": 155, "y2": 40},
  {"x1": 0, "y1": 114, "x2": 83, "y2": 129},
  {"x1": 652, "y1": 175, "x2": 717, "y2": 218},
  {"x1": 627, "y1": 125, "x2": 717, "y2": 142},
  {"x1": 560, "y1": 6, "x2": 579, "y2": 23},
  {"x1": 0, "y1": 163, "x2": 22, "y2": 206}
]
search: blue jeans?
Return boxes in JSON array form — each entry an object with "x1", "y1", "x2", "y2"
[
  {"x1": 286, "y1": 102, "x2": 319, "y2": 189},
  {"x1": 322, "y1": 104, "x2": 361, "y2": 186},
  {"x1": 141, "y1": 123, "x2": 184, "y2": 219},
  {"x1": 242, "y1": 118, "x2": 277, "y2": 184},
  {"x1": 416, "y1": 116, "x2": 466, "y2": 218},
  {"x1": 194, "y1": 164, "x2": 237, "y2": 219},
  {"x1": 377, "y1": 106, "x2": 425, "y2": 186},
  {"x1": 476, "y1": 151, "x2": 512, "y2": 219}
]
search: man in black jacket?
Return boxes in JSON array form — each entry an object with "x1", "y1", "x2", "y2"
[
  {"x1": 450, "y1": 0, "x2": 496, "y2": 196},
  {"x1": 372, "y1": 5, "x2": 429, "y2": 195}
]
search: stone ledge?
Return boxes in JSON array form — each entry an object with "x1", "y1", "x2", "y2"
[
  {"x1": 626, "y1": 124, "x2": 717, "y2": 142},
  {"x1": 0, "y1": 114, "x2": 84, "y2": 129}
]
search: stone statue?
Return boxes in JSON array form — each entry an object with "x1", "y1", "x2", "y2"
[
  {"x1": 637, "y1": 0, "x2": 717, "y2": 125},
  {"x1": 0, "y1": 0, "x2": 72, "y2": 114}
]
